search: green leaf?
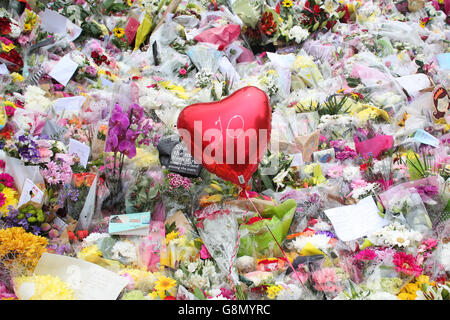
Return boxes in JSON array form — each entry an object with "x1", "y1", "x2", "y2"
[
  {"x1": 193, "y1": 287, "x2": 206, "y2": 300},
  {"x1": 312, "y1": 21, "x2": 320, "y2": 31}
]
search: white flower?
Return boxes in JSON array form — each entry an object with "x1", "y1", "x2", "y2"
[
  {"x1": 343, "y1": 166, "x2": 360, "y2": 182},
  {"x1": 322, "y1": 0, "x2": 339, "y2": 15},
  {"x1": 81, "y1": 232, "x2": 111, "y2": 247},
  {"x1": 273, "y1": 169, "x2": 291, "y2": 189},
  {"x1": 288, "y1": 233, "x2": 333, "y2": 253},
  {"x1": 187, "y1": 262, "x2": 199, "y2": 273},
  {"x1": 288, "y1": 26, "x2": 310, "y2": 44},
  {"x1": 174, "y1": 269, "x2": 185, "y2": 280},
  {"x1": 313, "y1": 221, "x2": 332, "y2": 231},
  {"x1": 111, "y1": 240, "x2": 138, "y2": 263},
  {"x1": 368, "y1": 222, "x2": 423, "y2": 248},
  {"x1": 189, "y1": 273, "x2": 210, "y2": 289},
  {"x1": 23, "y1": 86, "x2": 53, "y2": 113}
]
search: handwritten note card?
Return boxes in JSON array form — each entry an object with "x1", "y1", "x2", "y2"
[
  {"x1": 324, "y1": 196, "x2": 388, "y2": 242},
  {"x1": 32, "y1": 253, "x2": 128, "y2": 300},
  {"x1": 69, "y1": 139, "x2": 90, "y2": 168}
]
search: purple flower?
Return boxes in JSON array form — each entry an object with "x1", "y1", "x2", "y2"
[
  {"x1": 110, "y1": 109, "x2": 130, "y2": 129},
  {"x1": 128, "y1": 103, "x2": 144, "y2": 121},
  {"x1": 118, "y1": 140, "x2": 137, "y2": 159}
]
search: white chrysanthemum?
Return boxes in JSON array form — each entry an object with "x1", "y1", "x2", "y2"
[
  {"x1": 368, "y1": 222, "x2": 423, "y2": 247},
  {"x1": 111, "y1": 241, "x2": 138, "y2": 263},
  {"x1": 81, "y1": 232, "x2": 111, "y2": 247},
  {"x1": 289, "y1": 233, "x2": 333, "y2": 252},
  {"x1": 23, "y1": 86, "x2": 53, "y2": 113},
  {"x1": 288, "y1": 26, "x2": 309, "y2": 44}
]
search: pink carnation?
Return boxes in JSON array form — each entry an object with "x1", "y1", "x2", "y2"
[
  {"x1": 393, "y1": 251, "x2": 423, "y2": 277},
  {"x1": 0, "y1": 173, "x2": 15, "y2": 189},
  {"x1": 354, "y1": 248, "x2": 377, "y2": 261}
]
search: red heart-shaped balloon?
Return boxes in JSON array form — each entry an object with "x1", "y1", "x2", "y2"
[{"x1": 177, "y1": 86, "x2": 272, "y2": 187}]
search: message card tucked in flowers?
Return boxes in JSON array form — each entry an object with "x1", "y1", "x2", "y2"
[
  {"x1": 27, "y1": 253, "x2": 128, "y2": 300},
  {"x1": 325, "y1": 196, "x2": 388, "y2": 242},
  {"x1": 108, "y1": 212, "x2": 151, "y2": 236}
]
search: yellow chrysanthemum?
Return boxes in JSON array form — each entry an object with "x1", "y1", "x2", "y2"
[
  {"x1": 113, "y1": 27, "x2": 125, "y2": 38},
  {"x1": 77, "y1": 244, "x2": 102, "y2": 261},
  {"x1": 266, "y1": 284, "x2": 283, "y2": 299},
  {"x1": 24, "y1": 23, "x2": 32, "y2": 31},
  {"x1": 15, "y1": 275, "x2": 75, "y2": 300},
  {"x1": 1, "y1": 42, "x2": 15, "y2": 53},
  {"x1": 0, "y1": 187, "x2": 18, "y2": 216},
  {"x1": 154, "y1": 276, "x2": 177, "y2": 292},
  {"x1": 282, "y1": 0, "x2": 293, "y2": 7},
  {"x1": 0, "y1": 227, "x2": 48, "y2": 270}
]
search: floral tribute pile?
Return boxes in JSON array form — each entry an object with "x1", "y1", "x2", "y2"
[{"x1": 0, "y1": 0, "x2": 449, "y2": 300}]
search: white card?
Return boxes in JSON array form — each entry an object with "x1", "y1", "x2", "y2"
[
  {"x1": 0, "y1": 63, "x2": 9, "y2": 75},
  {"x1": 40, "y1": 9, "x2": 67, "y2": 34},
  {"x1": 18, "y1": 178, "x2": 44, "y2": 207},
  {"x1": 53, "y1": 96, "x2": 86, "y2": 114},
  {"x1": 31, "y1": 253, "x2": 128, "y2": 300},
  {"x1": 396, "y1": 74, "x2": 431, "y2": 96},
  {"x1": 290, "y1": 153, "x2": 304, "y2": 167},
  {"x1": 324, "y1": 196, "x2": 388, "y2": 242},
  {"x1": 69, "y1": 139, "x2": 90, "y2": 168},
  {"x1": 48, "y1": 54, "x2": 79, "y2": 86},
  {"x1": 40, "y1": 9, "x2": 81, "y2": 42}
]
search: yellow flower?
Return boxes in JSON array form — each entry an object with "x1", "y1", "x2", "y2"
[
  {"x1": 113, "y1": 27, "x2": 125, "y2": 38},
  {"x1": 166, "y1": 231, "x2": 180, "y2": 244},
  {"x1": 282, "y1": 0, "x2": 293, "y2": 7},
  {"x1": 157, "y1": 289, "x2": 166, "y2": 299},
  {"x1": 1, "y1": 42, "x2": 15, "y2": 53},
  {"x1": 77, "y1": 244, "x2": 102, "y2": 261},
  {"x1": 398, "y1": 292, "x2": 416, "y2": 300},
  {"x1": 11, "y1": 73, "x2": 24, "y2": 83},
  {"x1": 131, "y1": 147, "x2": 159, "y2": 168},
  {"x1": 154, "y1": 276, "x2": 177, "y2": 292},
  {"x1": 0, "y1": 187, "x2": 18, "y2": 216},
  {"x1": 15, "y1": 275, "x2": 75, "y2": 300},
  {"x1": 266, "y1": 285, "x2": 283, "y2": 299},
  {"x1": 0, "y1": 227, "x2": 48, "y2": 270},
  {"x1": 148, "y1": 291, "x2": 158, "y2": 300},
  {"x1": 24, "y1": 23, "x2": 32, "y2": 31}
]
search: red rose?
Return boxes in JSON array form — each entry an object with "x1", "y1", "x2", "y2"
[
  {"x1": 91, "y1": 51, "x2": 99, "y2": 59},
  {"x1": 0, "y1": 18, "x2": 11, "y2": 35},
  {"x1": 313, "y1": 4, "x2": 321, "y2": 13}
]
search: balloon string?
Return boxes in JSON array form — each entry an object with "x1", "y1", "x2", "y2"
[{"x1": 243, "y1": 190, "x2": 306, "y2": 290}]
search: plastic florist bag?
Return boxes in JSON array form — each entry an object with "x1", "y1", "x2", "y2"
[
  {"x1": 238, "y1": 199, "x2": 297, "y2": 258},
  {"x1": 194, "y1": 204, "x2": 240, "y2": 284}
]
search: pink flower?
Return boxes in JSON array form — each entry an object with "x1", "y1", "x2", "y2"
[
  {"x1": 0, "y1": 192, "x2": 6, "y2": 207},
  {"x1": 0, "y1": 173, "x2": 15, "y2": 188},
  {"x1": 200, "y1": 244, "x2": 211, "y2": 259},
  {"x1": 393, "y1": 251, "x2": 423, "y2": 277},
  {"x1": 354, "y1": 249, "x2": 377, "y2": 261},
  {"x1": 326, "y1": 165, "x2": 344, "y2": 178},
  {"x1": 38, "y1": 148, "x2": 53, "y2": 163},
  {"x1": 179, "y1": 68, "x2": 187, "y2": 76},
  {"x1": 350, "y1": 179, "x2": 367, "y2": 190},
  {"x1": 319, "y1": 135, "x2": 327, "y2": 143},
  {"x1": 312, "y1": 268, "x2": 342, "y2": 293}
]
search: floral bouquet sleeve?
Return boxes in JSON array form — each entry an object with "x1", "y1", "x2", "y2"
[{"x1": 238, "y1": 199, "x2": 296, "y2": 258}]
